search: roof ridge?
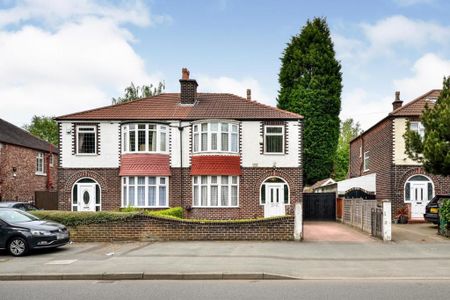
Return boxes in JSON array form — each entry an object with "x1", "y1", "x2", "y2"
[{"x1": 390, "y1": 89, "x2": 442, "y2": 116}]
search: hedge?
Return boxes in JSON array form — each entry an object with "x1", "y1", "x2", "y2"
[
  {"x1": 146, "y1": 207, "x2": 183, "y2": 219},
  {"x1": 31, "y1": 210, "x2": 140, "y2": 227}
]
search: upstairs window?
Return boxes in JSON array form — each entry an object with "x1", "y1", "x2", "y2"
[
  {"x1": 363, "y1": 151, "x2": 370, "y2": 171},
  {"x1": 76, "y1": 126, "x2": 97, "y2": 154},
  {"x1": 122, "y1": 124, "x2": 168, "y2": 154},
  {"x1": 264, "y1": 125, "x2": 284, "y2": 154},
  {"x1": 193, "y1": 122, "x2": 238, "y2": 153},
  {"x1": 36, "y1": 152, "x2": 45, "y2": 174},
  {"x1": 409, "y1": 122, "x2": 425, "y2": 139}
]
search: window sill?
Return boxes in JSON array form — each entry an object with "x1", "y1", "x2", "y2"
[
  {"x1": 191, "y1": 206, "x2": 239, "y2": 208},
  {"x1": 263, "y1": 152, "x2": 286, "y2": 156},
  {"x1": 35, "y1": 172, "x2": 47, "y2": 176},
  {"x1": 75, "y1": 153, "x2": 98, "y2": 156},
  {"x1": 192, "y1": 151, "x2": 239, "y2": 155},
  {"x1": 122, "y1": 152, "x2": 170, "y2": 155},
  {"x1": 121, "y1": 206, "x2": 170, "y2": 209}
]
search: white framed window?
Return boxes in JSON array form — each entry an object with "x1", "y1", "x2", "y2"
[
  {"x1": 36, "y1": 152, "x2": 45, "y2": 174},
  {"x1": 410, "y1": 122, "x2": 425, "y2": 139},
  {"x1": 264, "y1": 125, "x2": 284, "y2": 154},
  {"x1": 192, "y1": 122, "x2": 239, "y2": 153},
  {"x1": 122, "y1": 176, "x2": 169, "y2": 208},
  {"x1": 122, "y1": 124, "x2": 169, "y2": 154},
  {"x1": 192, "y1": 175, "x2": 239, "y2": 207},
  {"x1": 49, "y1": 154, "x2": 54, "y2": 167},
  {"x1": 76, "y1": 126, "x2": 97, "y2": 154},
  {"x1": 363, "y1": 151, "x2": 369, "y2": 171},
  {"x1": 359, "y1": 146, "x2": 362, "y2": 158}
]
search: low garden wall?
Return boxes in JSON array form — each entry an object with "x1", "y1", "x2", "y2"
[{"x1": 32, "y1": 210, "x2": 295, "y2": 242}]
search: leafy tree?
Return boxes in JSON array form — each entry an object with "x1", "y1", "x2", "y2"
[
  {"x1": 277, "y1": 17, "x2": 342, "y2": 184},
  {"x1": 23, "y1": 115, "x2": 58, "y2": 146},
  {"x1": 404, "y1": 76, "x2": 450, "y2": 176},
  {"x1": 333, "y1": 118, "x2": 362, "y2": 181},
  {"x1": 112, "y1": 81, "x2": 165, "y2": 104}
]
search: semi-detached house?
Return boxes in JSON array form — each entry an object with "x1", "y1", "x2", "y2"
[{"x1": 56, "y1": 69, "x2": 303, "y2": 219}]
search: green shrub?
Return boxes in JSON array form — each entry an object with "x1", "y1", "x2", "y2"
[
  {"x1": 440, "y1": 199, "x2": 450, "y2": 222},
  {"x1": 31, "y1": 210, "x2": 140, "y2": 227},
  {"x1": 146, "y1": 207, "x2": 183, "y2": 219},
  {"x1": 119, "y1": 206, "x2": 143, "y2": 213}
]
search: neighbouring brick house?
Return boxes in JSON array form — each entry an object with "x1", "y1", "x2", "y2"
[
  {"x1": 56, "y1": 69, "x2": 303, "y2": 219},
  {"x1": 349, "y1": 90, "x2": 450, "y2": 221},
  {"x1": 0, "y1": 118, "x2": 58, "y2": 201}
]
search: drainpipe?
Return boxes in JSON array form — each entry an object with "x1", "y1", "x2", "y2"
[{"x1": 179, "y1": 122, "x2": 184, "y2": 208}]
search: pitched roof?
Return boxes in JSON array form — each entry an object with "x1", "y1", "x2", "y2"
[
  {"x1": 191, "y1": 155, "x2": 241, "y2": 176},
  {"x1": 56, "y1": 93, "x2": 302, "y2": 121},
  {"x1": 350, "y1": 89, "x2": 441, "y2": 144},
  {"x1": 0, "y1": 118, "x2": 58, "y2": 154},
  {"x1": 310, "y1": 178, "x2": 336, "y2": 190},
  {"x1": 390, "y1": 89, "x2": 441, "y2": 117},
  {"x1": 119, "y1": 154, "x2": 171, "y2": 176}
]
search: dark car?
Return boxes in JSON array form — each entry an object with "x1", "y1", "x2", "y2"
[
  {"x1": 0, "y1": 202, "x2": 40, "y2": 211},
  {"x1": 424, "y1": 195, "x2": 450, "y2": 224},
  {"x1": 0, "y1": 208, "x2": 70, "y2": 256}
]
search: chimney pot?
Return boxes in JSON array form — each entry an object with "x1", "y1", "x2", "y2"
[
  {"x1": 182, "y1": 68, "x2": 190, "y2": 80},
  {"x1": 246, "y1": 89, "x2": 251, "y2": 100},
  {"x1": 392, "y1": 91, "x2": 403, "y2": 111}
]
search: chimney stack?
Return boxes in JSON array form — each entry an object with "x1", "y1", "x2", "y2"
[
  {"x1": 179, "y1": 68, "x2": 198, "y2": 105},
  {"x1": 392, "y1": 91, "x2": 403, "y2": 111},
  {"x1": 246, "y1": 89, "x2": 251, "y2": 100}
]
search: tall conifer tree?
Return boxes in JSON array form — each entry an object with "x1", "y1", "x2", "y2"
[{"x1": 278, "y1": 17, "x2": 342, "y2": 184}]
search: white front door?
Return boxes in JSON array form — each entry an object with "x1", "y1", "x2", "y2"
[
  {"x1": 410, "y1": 182, "x2": 428, "y2": 219},
  {"x1": 78, "y1": 184, "x2": 96, "y2": 212},
  {"x1": 264, "y1": 184, "x2": 285, "y2": 218}
]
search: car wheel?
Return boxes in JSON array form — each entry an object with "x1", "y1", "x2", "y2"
[{"x1": 8, "y1": 237, "x2": 29, "y2": 257}]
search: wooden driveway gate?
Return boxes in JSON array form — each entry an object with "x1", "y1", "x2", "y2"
[{"x1": 303, "y1": 192, "x2": 336, "y2": 221}]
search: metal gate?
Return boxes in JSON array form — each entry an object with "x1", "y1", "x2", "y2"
[
  {"x1": 371, "y1": 207, "x2": 383, "y2": 238},
  {"x1": 303, "y1": 193, "x2": 336, "y2": 221},
  {"x1": 34, "y1": 191, "x2": 58, "y2": 210}
]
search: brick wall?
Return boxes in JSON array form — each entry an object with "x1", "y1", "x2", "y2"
[
  {"x1": 0, "y1": 144, "x2": 58, "y2": 201},
  {"x1": 350, "y1": 119, "x2": 393, "y2": 200},
  {"x1": 391, "y1": 165, "x2": 450, "y2": 218},
  {"x1": 68, "y1": 214, "x2": 295, "y2": 242},
  {"x1": 58, "y1": 166, "x2": 302, "y2": 220}
]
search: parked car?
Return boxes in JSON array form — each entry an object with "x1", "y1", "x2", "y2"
[
  {"x1": 424, "y1": 195, "x2": 450, "y2": 224},
  {"x1": 0, "y1": 202, "x2": 40, "y2": 211},
  {"x1": 0, "y1": 208, "x2": 70, "y2": 256}
]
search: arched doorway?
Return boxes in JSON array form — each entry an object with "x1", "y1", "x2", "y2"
[
  {"x1": 260, "y1": 177, "x2": 289, "y2": 217},
  {"x1": 72, "y1": 178, "x2": 101, "y2": 212},
  {"x1": 404, "y1": 175, "x2": 434, "y2": 219}
]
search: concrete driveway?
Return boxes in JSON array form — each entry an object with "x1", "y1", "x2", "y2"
[
  {"x1": 303, "y1": 221, "x2": 376, "y2": 243},
  {"x1": 392, "y1": 223, "x2": 449, "y2": 243}
]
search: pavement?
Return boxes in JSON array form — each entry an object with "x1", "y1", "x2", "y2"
[{"x1": 1, "y1": 221, "x2": 449, "y2": 281}]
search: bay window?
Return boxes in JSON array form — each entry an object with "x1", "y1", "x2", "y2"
[
  {"x1": 193, "y1": 122, "x2": 238, "y2": 153},
  {"x1": 192, "y1": 175, "x2": 239, "y2": 207},
  {"x1": 122, "y1": 176, "x2": 168, "y2": 208},
  {"x1": 122, "y1": 124, "x2": 168, "y2": 153}
]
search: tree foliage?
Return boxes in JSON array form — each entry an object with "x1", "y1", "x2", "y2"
[
  {"x1": 23, "y1": 115, "x2": 59, "y2": 146},
  {"x1": 404, "y1": 76, "x2": 450, "y2": 176},
  {"x1": 112, "y1": 81, "x2": 165, "y2": 105},
  {"x1": 277, "y1": 17, "x2": 342, "y2": 184},
  {"x1": 333, "y1": 118, "x2": 362, "y2": 181}
]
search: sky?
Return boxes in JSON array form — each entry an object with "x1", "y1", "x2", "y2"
[{"x1": 0, "y1": 0, "x2": 449, "y2": 129}]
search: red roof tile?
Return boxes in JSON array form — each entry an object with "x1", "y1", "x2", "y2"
[
  {"x1": 119, "y1": 154, "x2": 171, "y2": 176},
  {"x1": 390, "y1": 90, "x2": 441, "y2": 116},
  {"x1": 190, "y1": 155, "x2": 241, "y2": 176},
  {"x1": 56, "y1": 93, "x2": 302, "y2": 121}
]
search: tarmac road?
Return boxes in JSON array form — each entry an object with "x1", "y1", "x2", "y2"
[{"x1": 1, "y1": 280, "x2": 450, "y2": 300}]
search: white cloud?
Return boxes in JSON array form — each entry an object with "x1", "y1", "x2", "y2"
[
  {"x1": 0, "y1": 0, "x2": 167, "y2": 126},
  {"x1": 394, "y1": 53, "x2": 450, "y2": 99},
  {"x1": 340, "y1": 88, "x2": 392, "y2": 130},
  {"x1": 198, "y1": 75, "x2": 273, "y2": 105}
]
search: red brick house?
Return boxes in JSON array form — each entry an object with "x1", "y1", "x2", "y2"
[
  {"x1": 56, "y1": 69, "x2": 303, "y2": 219},
  {"x1": 349, "y1": 90, "x2": 450, "y2": 221},
  {"x1": 0, "y1": 118, "x2": 58, "y2": 201}
]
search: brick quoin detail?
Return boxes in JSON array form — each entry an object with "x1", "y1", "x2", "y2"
[{"x1": 68, "y1": 215, "x2": 295, "y2": 242}]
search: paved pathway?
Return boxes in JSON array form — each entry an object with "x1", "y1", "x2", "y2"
[{"x1": 303, "y1": 221, "x2": 376, "y2": 242}]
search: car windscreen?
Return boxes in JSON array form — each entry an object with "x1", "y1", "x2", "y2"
[{"x1": 0, "y1": 210, "x2": 39, "y2": 223}]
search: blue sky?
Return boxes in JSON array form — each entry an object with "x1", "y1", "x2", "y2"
[{"x1": 0, "y1": 0, "x2": 449, "y2": 129}]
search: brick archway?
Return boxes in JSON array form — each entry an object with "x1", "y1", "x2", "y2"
[{"x1": 63, "y1": 170, "x2": 109, "y2": 193}]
